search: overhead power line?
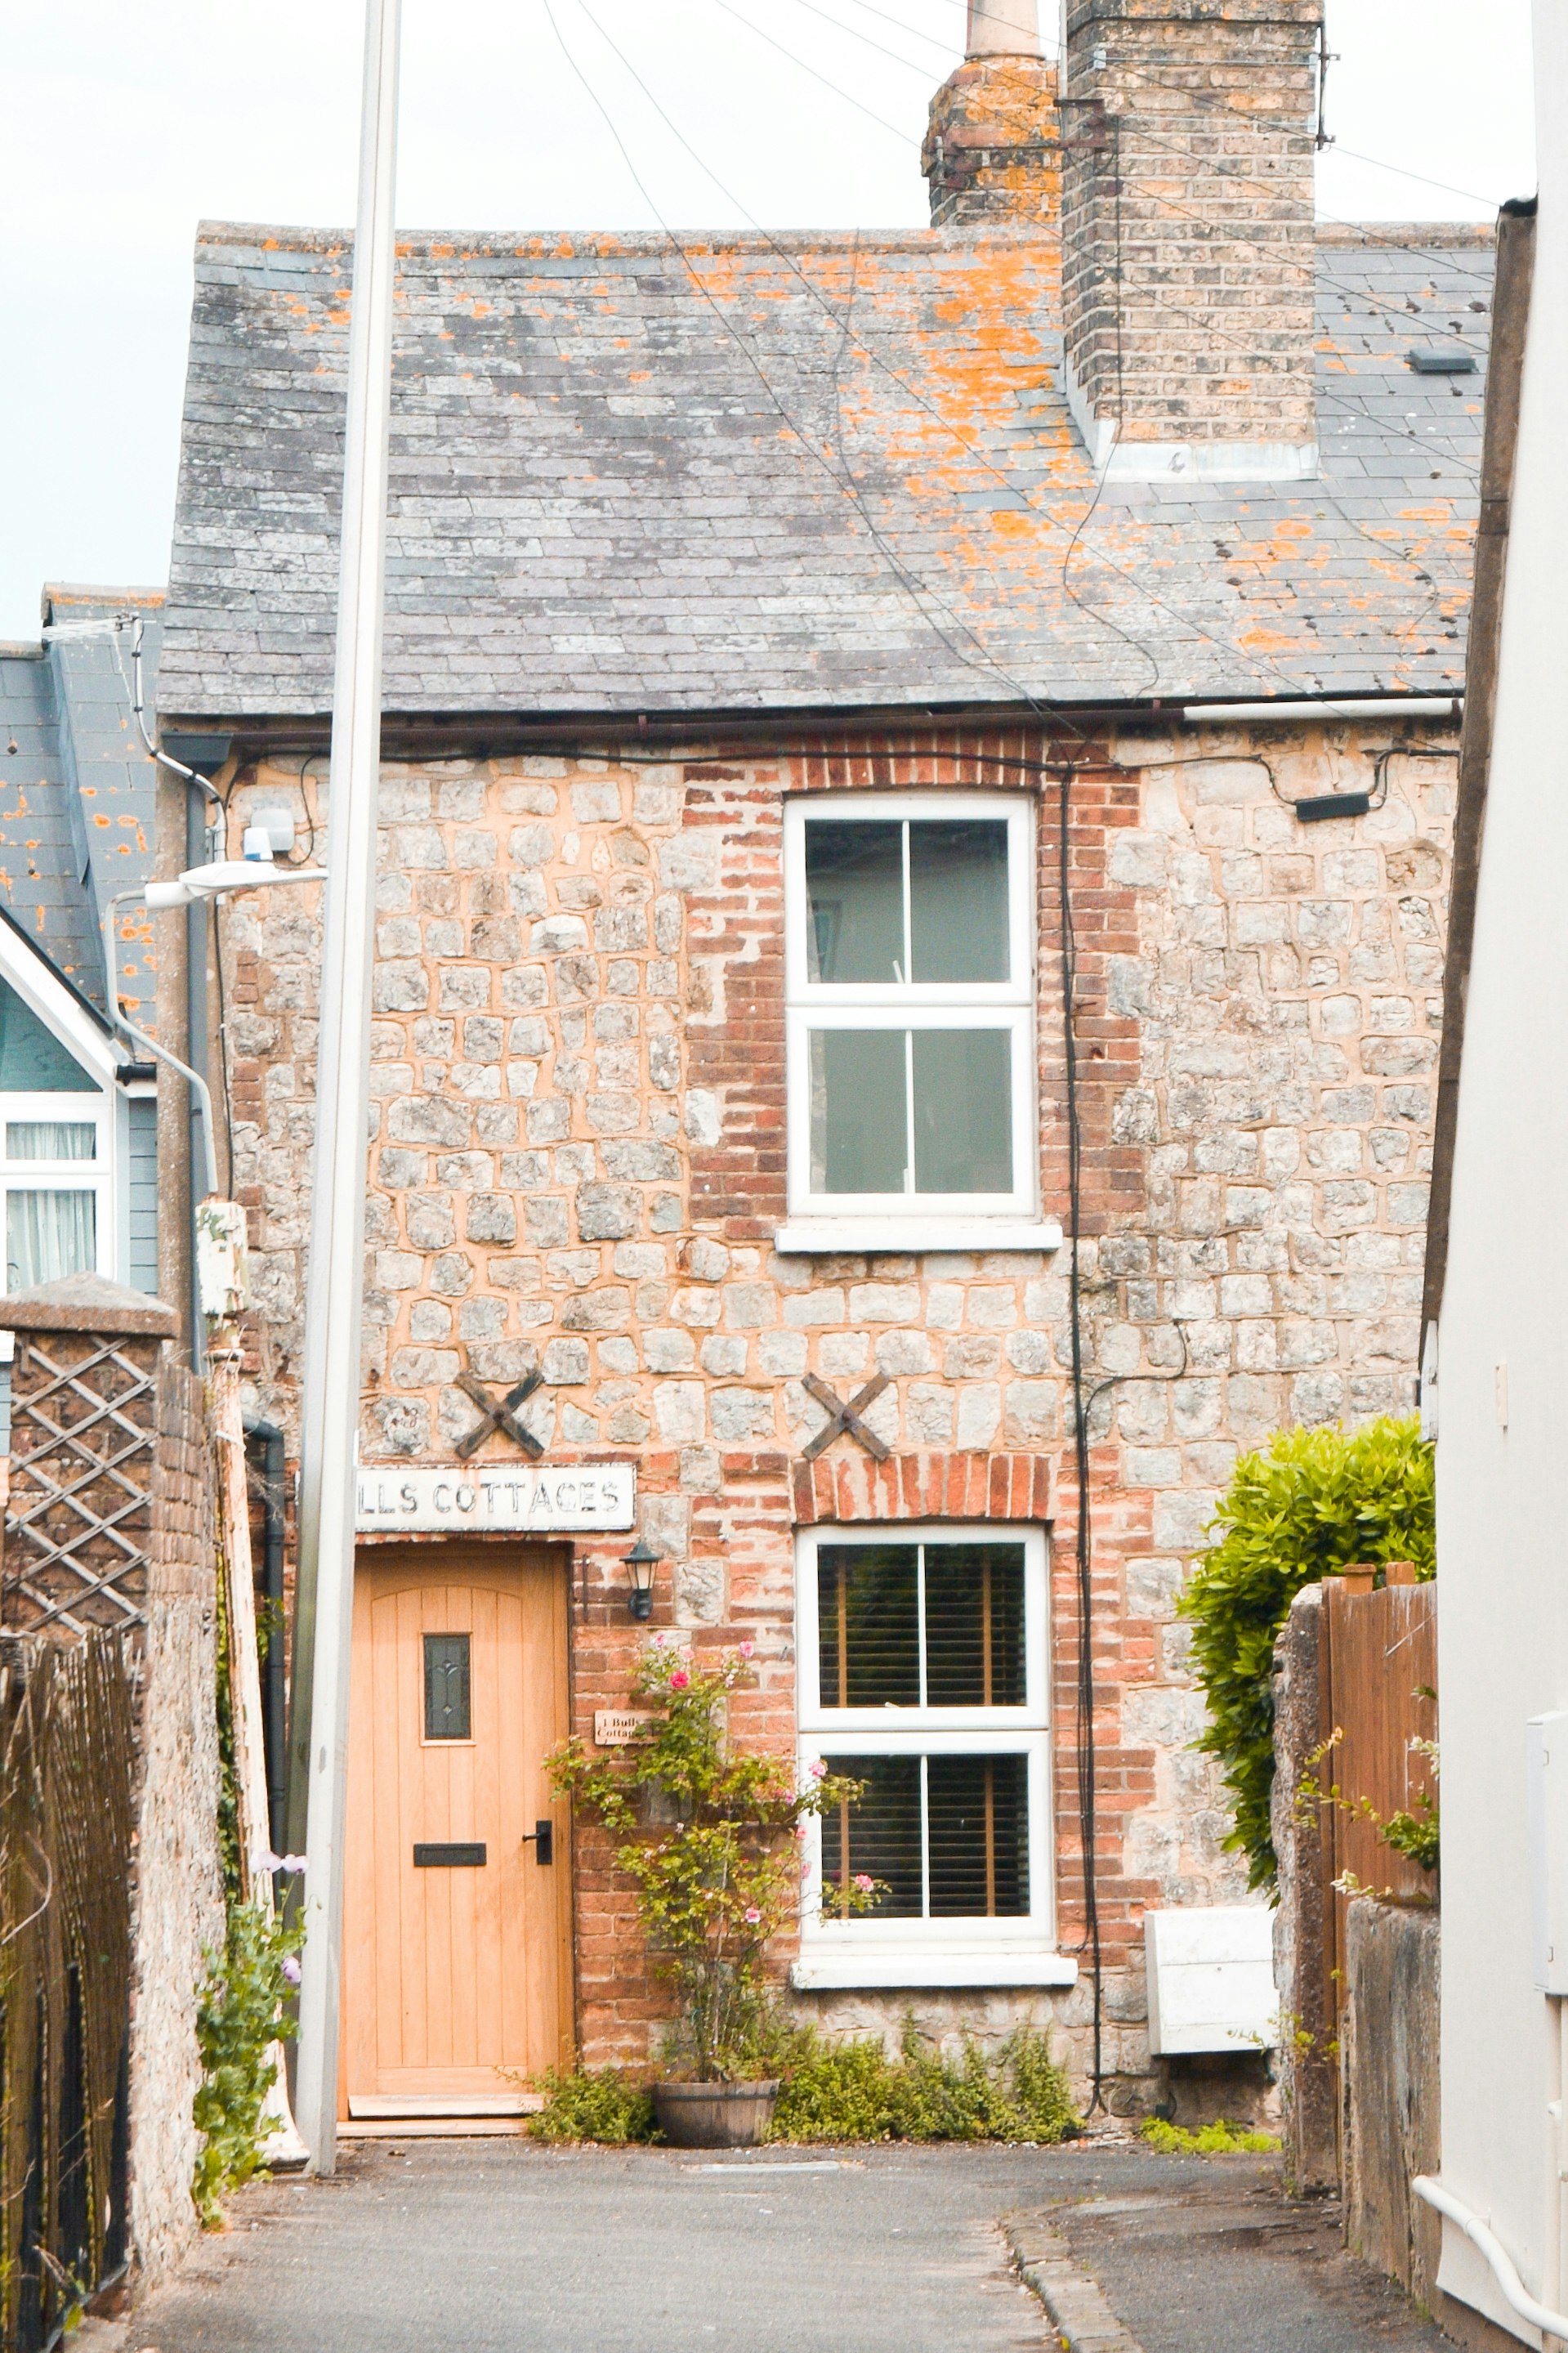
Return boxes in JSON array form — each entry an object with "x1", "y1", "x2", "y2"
[{"x1": 550, "y1": 0, "x2": 1472, "y2": 704}]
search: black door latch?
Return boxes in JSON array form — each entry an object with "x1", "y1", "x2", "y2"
[{"x1": 520, "y1": 1819, "x2": 554, "y2": 1865}]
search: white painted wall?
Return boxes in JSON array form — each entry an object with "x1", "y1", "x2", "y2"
[{"x1": 1436, "y1": 7, "x2": 1567, "y2": 2337}]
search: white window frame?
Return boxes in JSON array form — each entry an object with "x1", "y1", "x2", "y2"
[
  {"x1": 0, "y1": 1091, "x2": 113, "y2": 1295},
  {"x1": 793, "y1": 1521, "x2": 1074, "y2": 1990},
  {"x1": 779, "y1": 793, "x2": 1061, "y2": 1255}
]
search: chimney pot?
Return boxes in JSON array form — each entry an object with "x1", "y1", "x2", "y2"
[{"x1": 967, "y1": 0, "x2": 1043, "y2": 57}]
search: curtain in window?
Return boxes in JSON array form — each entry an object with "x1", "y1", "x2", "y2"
[
  {"x1": 5, "y1": 1123, "x2": 96, "y2": 1161},
  {"x1": 7, "y1": 1191, "x2": 96, "y2": 1289}
]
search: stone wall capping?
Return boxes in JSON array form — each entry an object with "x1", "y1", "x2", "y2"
[{"x1": 0, "y1": 1272, "x2": 180, "y2": 1337}]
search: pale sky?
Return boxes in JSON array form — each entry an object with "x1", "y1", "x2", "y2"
[{"x1": 1, "y1": 0, "x2": 1536, "y2": 642}]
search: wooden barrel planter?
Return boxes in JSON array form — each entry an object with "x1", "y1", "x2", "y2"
[{"x1": 651, "y1": 2081, "x2": 780, "y2": 2148}]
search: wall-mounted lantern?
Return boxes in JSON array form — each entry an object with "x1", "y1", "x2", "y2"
[{"x1": 623, "y1": 1537, "x2": 663, "y2": 1622}]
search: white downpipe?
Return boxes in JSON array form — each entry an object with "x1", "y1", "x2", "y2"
[
  {"x1": 1414, "y1": 2176, "x2": 1568, "y2": 2343},
  {"x1": 291, "y1": 0, "x2": 400, "y2": 2176}
]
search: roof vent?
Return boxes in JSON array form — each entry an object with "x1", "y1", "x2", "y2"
[{"x1": 1407, "y1": 349, "x2": 1477, "y2": 375}]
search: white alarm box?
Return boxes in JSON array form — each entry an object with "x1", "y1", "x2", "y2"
[{"x1": 1146, "y1": 1906, "x2": 1278, "y2": 2056}]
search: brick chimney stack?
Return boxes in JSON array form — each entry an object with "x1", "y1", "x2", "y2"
[
  {"x1": 1060, "y1": 0, "x2": 1324, "y2": 480},
  {"x1": 922, "y1": 0, "x2": 1061, "y2": 229}
]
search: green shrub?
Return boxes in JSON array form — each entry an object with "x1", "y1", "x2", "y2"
[
  {"x1": 771, "y1": 2022, "x2": 1079, "y2": 2145},
  {"x1": 527, "y1": 2066, "x2": 657, "y2": 2145},
  {"x1": 1179, "y1": 1417, "x2": 1434, "y2": 1890},
  {"x1": 191, "y1": 1894, "x2": 306, "y2": 2226},
  {"x1": 521, "y1": 2024, "x2": 1079, "y2": 2146},
  {"x1": 1139, "y1": 2117, "x2": 1280, "y2": 2155}
]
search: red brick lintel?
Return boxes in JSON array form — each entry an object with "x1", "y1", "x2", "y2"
[{"x1": 791, "y1": 1451, "x2": 1057, "y2": 1527}]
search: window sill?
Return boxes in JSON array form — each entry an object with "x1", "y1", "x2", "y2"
[
  {"x1": 790, "y1": 1948, "x2": 1079, "y2": 1992},
  {"x1": 775, "y1": 1218, "x2": 1063, "y2": 1257}
]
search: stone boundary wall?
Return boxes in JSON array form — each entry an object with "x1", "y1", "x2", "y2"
[
  {"x1": 1342, "y1": 1897, "x2": 1440, "y2": 2304},
  {"x1": 1272, "y1": 1582, "x2": 1338, "y2": 2192},
  {"x1": 130, "y1": 1356, "x2": 222, "y2": 2287}
]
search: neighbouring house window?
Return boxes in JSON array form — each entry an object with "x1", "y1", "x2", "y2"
[
  {"x1": 0, "y1": 979, "x2": 116, "y2": 1450},
  {"x1": 784, "y1": 796, "x2": 1036, "y2": 1220},
  {"x1": 796, "y1": 1525, "x2": 1052, "y2": 1965},
  {"x1": 0, "y1": 1091, "x2": 106, "y2": 1294}
]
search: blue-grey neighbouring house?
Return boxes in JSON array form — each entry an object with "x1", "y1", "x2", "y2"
[{"x1": 0, "y1": 585, "x2": 163, "y2": 1306}]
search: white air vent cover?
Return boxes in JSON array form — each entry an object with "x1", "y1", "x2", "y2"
[{"x1": 1145, "y1": 1906, "x2": 1277, "y2": 2056}]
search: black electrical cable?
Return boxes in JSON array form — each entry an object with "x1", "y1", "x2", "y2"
[{"x1": 561, "y1": 0, "x2": 1456, "y2": 704}]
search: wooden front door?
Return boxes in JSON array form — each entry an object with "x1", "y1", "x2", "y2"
[{"x1": 342, "y1": 1545, "x2": 573, "y2": 2120}]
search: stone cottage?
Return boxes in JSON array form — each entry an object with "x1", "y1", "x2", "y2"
[{"x1": 150, "y1": 0, "x2": 1485, "y2": 2118}]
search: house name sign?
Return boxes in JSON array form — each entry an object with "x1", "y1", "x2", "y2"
[{"x1": 355, "y1": 1464, "x2": 636, "y2": 1534}]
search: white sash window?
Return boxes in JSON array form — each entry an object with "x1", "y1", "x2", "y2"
[
  {"x1": 782, "y1": 795, "x2": 1057, "y2": 1251},
  {"x1": 793, "y1": 1523, "x2": 1072, "y2": 1989}
]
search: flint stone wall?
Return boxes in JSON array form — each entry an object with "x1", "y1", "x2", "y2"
[{"x1": 218, "y1": 719, "x2": 1453, "y2": 2098}]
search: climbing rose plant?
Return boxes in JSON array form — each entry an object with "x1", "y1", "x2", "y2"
[{"x1": 547, "y1": 1642, "x2": 873, "y2": 2081}]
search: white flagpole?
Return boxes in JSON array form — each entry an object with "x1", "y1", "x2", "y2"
[{"x1": 290, "y1": 0, "x2": 401, "y2": 2174}]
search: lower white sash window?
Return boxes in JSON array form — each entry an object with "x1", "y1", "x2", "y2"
[{"x1": 793, "y1": 1523, "x2": 1071, "y2": 1990}]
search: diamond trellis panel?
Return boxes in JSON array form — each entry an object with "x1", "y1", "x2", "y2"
[
  {"x1": 4, "y1": 1331, "x2": 162, "y2": 1635},
  {"x1": 0, "y1": 1277, "x2": 185, "y2": 1641}
]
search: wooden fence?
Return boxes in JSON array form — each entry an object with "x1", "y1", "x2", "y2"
[
  {"x1": 0, "y1": 1633, "x2": 136, "y2": 2349},
  {"x1": 1321, "y1": 1575, "x2": 1439, "y2": 2017}
]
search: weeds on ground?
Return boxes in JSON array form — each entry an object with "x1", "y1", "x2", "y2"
[
  {"x1": 527, "y1": 2067, "x2": 658, "y2": 2144},
  {"x1": 191, "y1": 1893, "x2": 307, "y2": 2225},
  {"x1": 1139, "y1": 2117, "x2": 1280, "y2": 2155},
  {"x1": 526, "y1": 2021, "x2": 1079, "y2": 2145},
  {"x1": 775, "y1": 2022, "x2": 1078, "y2": 2144}
]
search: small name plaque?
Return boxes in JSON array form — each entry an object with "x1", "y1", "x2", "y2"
[
  {"x1": 356, "y1": 1464, "x2": 635, "y2": 1534},
  {"x1": 594, "y1": 1711, "x2": 654, "y2": 1748}
]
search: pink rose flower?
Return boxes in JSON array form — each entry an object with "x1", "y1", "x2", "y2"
[
  {"x1": 744, "y1": 1906, "x2": 762, "y2": 1925},
  {"x1": 281, "y1": 1953, "x2": 302, "y2": 1986},
  {"x1": 738, "y1": 1639, "x2": 754, "y2": 1658},
  {"x1": 669, "y1": 1669, "x2": 690, "y2": 1690},
  {"x1": 809, "y1": 1759, "x2": 827, "y2": 1779},
  {"x1": 853, "y1": 1874, "x2": 875, "y2": 1894}
]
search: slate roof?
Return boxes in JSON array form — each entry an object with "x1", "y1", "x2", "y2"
[
  {"x1": 159, "y1": 221, "x2": 1494, "y2": 724},
  {"x1": 0, "y1": 588, "x2": 161, "y2": 1020}
]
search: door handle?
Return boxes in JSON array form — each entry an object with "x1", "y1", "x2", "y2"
[{"x1": 520, "y1": 1819, "x2": 554, "y2": 1866}]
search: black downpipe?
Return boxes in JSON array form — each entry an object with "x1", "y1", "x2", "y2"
[{"x1": 245, "y1": 1419, "x2": 288, "y2": 1852}]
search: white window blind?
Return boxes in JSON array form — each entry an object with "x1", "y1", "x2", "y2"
[{"x1": 795, "y1": 1523, "x2": 1061, "y2": 1985}]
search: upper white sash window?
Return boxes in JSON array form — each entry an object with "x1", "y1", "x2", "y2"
[{"x1": 784, "y1": 794, "x2": 1037, "y2": 1225}]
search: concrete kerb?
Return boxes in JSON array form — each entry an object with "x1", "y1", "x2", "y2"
[{"x1": 1004, "y1": 2214, "x2": 1146, "y2": 2353}]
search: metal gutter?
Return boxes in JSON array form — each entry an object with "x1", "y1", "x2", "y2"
[
  {"x1": 154, "y1": 688, "x2": 1472, "y2": 766},
  {"x1": 1182, "y1": 697, "x2": 1463, "y2": 722},
  {"x1": 1423, "y1": 198, "x2": 1539, "y2": 1341},
  {"x1": 1413, "y1": 2176, "x2": 1568, "y2": 2342}
]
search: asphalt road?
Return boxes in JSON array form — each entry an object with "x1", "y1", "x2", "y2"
[{"x1": 118, "y1": 2140, "x2": 1453, "y2": 2353}]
